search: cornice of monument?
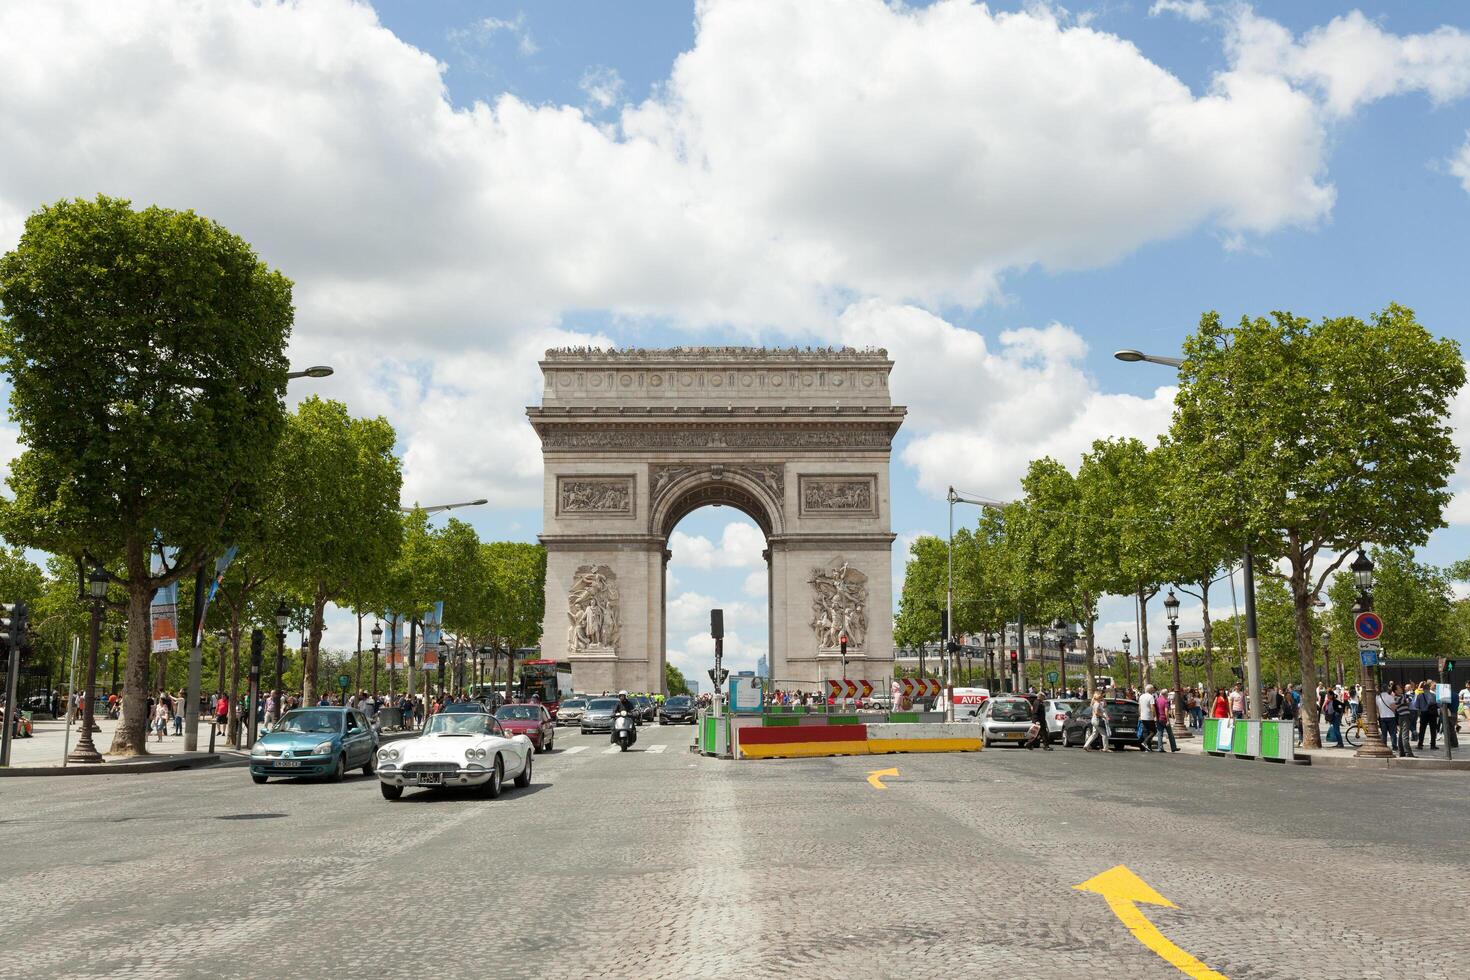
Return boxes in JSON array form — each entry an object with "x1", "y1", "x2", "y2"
[{"x1": 541, "y1": 345, "x2": 890, "y2": 364}]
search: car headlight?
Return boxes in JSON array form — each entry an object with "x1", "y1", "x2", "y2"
[
  {"x1": 379, "y1": 747, "x2": 399, "y2": 762},
  {"x1": 465, "y1": 747, "x2": 485, "y2": 761},
  {"x1": 313, "y1": 741, "x2": 335, "y2": 755},
  {"x1": 251, "y1": 743, "x2": 267, "y2": 757}
]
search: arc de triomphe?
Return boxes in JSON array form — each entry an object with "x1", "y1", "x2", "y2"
[{"x1": 527, "y1": 347, "x2": 905, "y2": 695}]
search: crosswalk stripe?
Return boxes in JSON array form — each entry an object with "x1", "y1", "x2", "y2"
[
  {"x1": 646, "y1": 744, "x2": 667, "y2": 753},
  {"x1": 563, "y1": 745, "x2": 587, "y2": 755}
]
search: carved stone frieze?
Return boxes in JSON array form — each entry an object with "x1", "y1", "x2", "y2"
[
  {"x1": 810, "y1": 558, "x2": 868, "y2": 649},
  {"x1": 798, "y1": 475, "x2": 877, "y2": 517},
  {"x1": 568, "y1": 564, "x2": 620, "y2": 653},
  {"x1": 557, "y1": 476, "x2": 633, "y2": 516},
  {"x1": 540, "y1": 424, "x2": 895, "y2": 451}
]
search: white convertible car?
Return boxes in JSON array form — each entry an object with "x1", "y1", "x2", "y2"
[{"x1": 376, "y1": 709, "x2": 534, "y2": 801}]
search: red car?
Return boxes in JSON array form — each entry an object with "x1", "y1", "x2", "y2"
[{"x1": 494, "y1": 704, "x2": 555, "y2": 753}]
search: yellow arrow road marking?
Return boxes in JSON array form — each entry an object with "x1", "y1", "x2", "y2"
[
  {"x1": 1074, "y1": 865, "x2": 1228, "y2": 980},
  {"x1": 865, "y1": 766, "x2": 899, "y2": 789}
]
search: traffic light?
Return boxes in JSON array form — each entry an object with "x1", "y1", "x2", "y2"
[
  {"x1": 940, "y1": 609, "x2": 949, "y2": 642},
  {"x1": 0, "y1": 601, "x2": 26, "y2": 649},
  {"x1": 840, "y1": 633, "x2": 848, "y2": 658},
  {"x1": 1440, "y1": 657, "x2": 1454, "y2": 674}
]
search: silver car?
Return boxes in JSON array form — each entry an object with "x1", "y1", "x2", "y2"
[
  {"x1": 979, "y1": 697, "x2": 1038, "y2": 747},
  {"x1": 557, "y1": 698, "x2": 588, "y2": 727},
  {"x1": 580, "y1": 697, "x2": 620, "y2": 734},
  {"x1": 1041, "y1": 698, "x2": 1084, "y2": 744}
]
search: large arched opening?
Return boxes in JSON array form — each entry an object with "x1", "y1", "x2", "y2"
[{"x1": 652, "y1": 469, "x2": 783, "y2": 694}]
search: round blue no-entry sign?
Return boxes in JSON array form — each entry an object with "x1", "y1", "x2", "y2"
[{"x1": 1354, "y1": 611, "x2": 1384, "y2": 641}]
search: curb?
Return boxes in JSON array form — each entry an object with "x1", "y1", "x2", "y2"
[
  {"x1": 0, "y1": 730, "x2": 421, "y2": 777},
  {"x1": 0, "y1": 752, "x2": 222, "y2": 777}
]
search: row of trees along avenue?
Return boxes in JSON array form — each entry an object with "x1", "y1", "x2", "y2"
[
  {"x1": 899, "y1": 305, "x2": 1463, "y2": 749},
  {"x1": 0, "y1": 196, "x2": 544, "y2": 756}
]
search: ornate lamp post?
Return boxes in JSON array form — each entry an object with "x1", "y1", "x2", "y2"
[
  {"x1": 67, "y1": 566, "x2": 110, "y2": 763},
  {"x1": 370, "y1": 621, "x2": 382, "y2": 697},
  {"x1": 1321, "y1": 626, "x2": 1332, "y2": 689},
  {"x1": 1121, "y1": 633, "x2": 1132, "y2": 692},
  {"x1": 1165, "y1": 589, "x2": 1192, "y2": 739},
  {"x1": 108, "y1": 625, "x2": 123, "y2": 700},
  {"x1": 1350, "y1": 550, "x2": 1392, "y2": 758},
  {"x1": 273, "y1": 602, "x2": 288, "y2": 725}
]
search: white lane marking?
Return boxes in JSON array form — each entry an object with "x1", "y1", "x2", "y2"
[
  {"x1": 602, "y1": 745, "x2": 622, "y2": 754},
  {"x1": 563, "y1": 745, "x2": 588, "y2": 755},
  {"x1": 646, "y1": 744, "x2": 667, "y2": 753}
]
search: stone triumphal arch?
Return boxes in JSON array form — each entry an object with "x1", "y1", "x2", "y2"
[{"x1": 528, "y1": 347, "x2": 906, "y2": 695}]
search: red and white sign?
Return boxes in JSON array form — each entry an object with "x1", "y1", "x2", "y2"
[
  {"x1": 825, "y1": 679, "x2": 875, "y2": 699},
  {"x1": 899, "y1": 677, "x2": 942, "y2": 698}
]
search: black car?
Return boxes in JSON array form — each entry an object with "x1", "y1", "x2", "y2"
[
  {"x1": 658, "y1": 695, "x2": 697, "y2": 725},
  {"x1": 1060, "y1": 699, "x2": 1144, "y2": 750},
  {"x1": 439, "y1": 701, "x2": 490, "y2": 714},
  {"x1": 633, "y1": 694, "x2": 656, "y2": 723}
]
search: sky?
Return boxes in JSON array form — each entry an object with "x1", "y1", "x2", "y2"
[{"x1": 2, "y1": 0, "x2": 1469, "y2": 688}]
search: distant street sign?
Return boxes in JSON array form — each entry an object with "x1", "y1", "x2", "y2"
[
  {"x1": 1360, "y1": 649, "x2": 1380, "y2": 667},
  {"x1": 337, "y1": 672, "x2": 351, "y2": 689},
  {"x1": 1354, "y1": 611, "x2": 1384, "y2": 642},
  {"x1": 1357, "y1": 640, "x2": 1381, "y2": 651},
  {"x1": 1047, "y1": 671, "x2": 1059, "y2": 684},
  {"x1": 707, "y1": 667, "x2": 729, "y2": 687}
]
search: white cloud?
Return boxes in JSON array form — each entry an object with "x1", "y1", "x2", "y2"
[
  {"x1": 838, "y1": 300, "x2": 1177, "y2": 499},
  {"x1": 579, "y1": 66, "x2": 625, "y2": 111},
  {"x1": 742, "y1": 570, "x2": 767, "y2": 598},
  {"x1": 667, "y1": 629, "x2": 764, "y2": 683},
  {"x1": 668, "y1": 523, "x2": 767, "y2": 570},
  {"x1": 1149, "y1": 1, "x2": 1210, "y2": 24},
  {"x1": 4, "y1": 1, "x2": 1467, "y2": 509},
  {"x1": 450, "y1": 13, "x2": 538, "y2": 58},
  {"x1": 1450, "y1": 133, "x2": 1470, "y2": 195},
  {"x1": 1227, "y1": 9, "x2": 1470, "y2": 118}
]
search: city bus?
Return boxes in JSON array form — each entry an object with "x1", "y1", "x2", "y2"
[{"x1": 518, "y1": 659, "x2": 573, "y2": 711}]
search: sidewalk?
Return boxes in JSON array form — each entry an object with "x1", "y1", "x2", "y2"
[
  {"x1": 1, "y1": 716, "x2": 416, "y2": 776},
  {"x1": 1170, "y1": 721, "x2": 1470, "y2": 771}
]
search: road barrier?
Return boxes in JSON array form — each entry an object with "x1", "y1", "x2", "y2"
[{"x1": 1202, "y1": 718, "x2": 1296, "y2": 763}]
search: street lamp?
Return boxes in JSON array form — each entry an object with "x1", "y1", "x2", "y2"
[
  {"x1": 1164, "y1": 589, "x2": 1192, "y2": 739},
  {"x1": 399, "y1": 499, "x2": 488, "y2": 515},
  {"x1": 1121, "y1": 633, "x2": 1132, "y2": 691},
  {"x1": 945, "y1": 487, "x2": 1011, "y2": 718},
  {"x1": 109, "y1": 626, "x2": 123, "y2": 701},
  {"x1": 67, "y1": 565, "x2": 110, "y2": 763},
  {"x1": 371, "y1": 621, "x2": 383, "y2": 697},
  {"x1": 273, "y1": 602, "x2": 288, "y2": 726},
  {"x1": 1350, "y1": 549, "x2": 1391, "y2": 759},
  {"x1": 1116, "y1": 347, "x2": 1263, "y2": 724},
  {"x1": 286, "y1": 365, "x2": 334, "y2": 379}
]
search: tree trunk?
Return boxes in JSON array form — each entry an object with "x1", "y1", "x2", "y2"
[
  {"x1": 1083, "y1": 606, "x2": 1096, "y2": 697},
  {"x1": 1137, "y1": 586, "x2": 1152, "y2": 687},
  {"x1": 304, "y1": 591, "x2": 327, "y2": 705},
  {"x1": 354, "y1": 611, "x2": 363, "y2": 695},
  {"x1": 227, "y1": 618, "x2": 242, "y2": 746},
  {"x1": 1293, "y1": 565, "x2": 1322, "y2": 749},
  {"x1": 110, "y1": 539, "x2": 153, "y2": 756},
  {"x1": 1198, "y1": 575, "x2": 1215, "y2": 698}
]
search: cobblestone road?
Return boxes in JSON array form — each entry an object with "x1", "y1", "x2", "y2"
[{"x1": 1, "y1": 723, "x2": 1465, "y2": 979}]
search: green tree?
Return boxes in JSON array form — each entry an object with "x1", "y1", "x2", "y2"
[
  {"x1": 1330, "y1": 548, "x2": 1452, "y2": 661},
  {"x1": 482, "y1": 541, "x2": 546, "y2": 699},
  {"x1": 277, "y1": 398, "x2": 402, "y2": 705},
  {"x1": 894, "y1": 535, "x2": 948, "y2": 650},
  {"x1": 0, "y1": 196, "x2": 293, "y2": 755},
  {"x1": 664, "y1": 662, "x2": 691, "y2": 696},
  {"x1": 1171, "y1": 305, "x2": 1463, "y2": 747}
]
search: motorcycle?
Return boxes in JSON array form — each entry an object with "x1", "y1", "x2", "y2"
[{"x1": 612, "y1": 710, "x2": 637, "y2": 751}]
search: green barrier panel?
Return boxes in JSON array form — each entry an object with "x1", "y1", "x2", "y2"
[
  {"x1": 887, "y1": 712, "x2": 920, "y2": 724},
  {"x1": 762, "y1": 716, "x2": 802, "y2": 727},
  {"x1": 1231, "y1": 720, "x2": 1248, "y2": 755},
  {"x1": 1260, "y1": 720, "x2": 1292, "y2": 761},
  {"x1": 1203, "y1": 717, "x2": 1219, "y2": 751},
  {"x1": 701, "y1": 716, "x2": 716, "y2": 754},
  {"x1": 827, "y1": 715, "x2": 862, "y2": 725}
]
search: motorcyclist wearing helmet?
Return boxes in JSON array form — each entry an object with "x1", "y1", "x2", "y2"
[
  {"x1": 616, "y1": 690, "x2": 635, "y2": 715},
  {"x1": 612, "y1": 690, "x2": 638, "y2": 747}
]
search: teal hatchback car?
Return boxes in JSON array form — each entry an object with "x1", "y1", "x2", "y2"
[{"x1": 250, "y1": 707, "x2": 378, "y2": 784}]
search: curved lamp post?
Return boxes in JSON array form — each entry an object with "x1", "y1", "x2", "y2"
[{"x1": 371, "y1": 621, "x2": 383, "y2": 697}]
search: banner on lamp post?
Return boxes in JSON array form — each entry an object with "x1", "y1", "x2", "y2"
[
  {"x1": 421, "y1": 601, "x2": 443, "y2": 670},
  {"x1": 148, "y1": 547, "x2": 179, "y2": 653}
]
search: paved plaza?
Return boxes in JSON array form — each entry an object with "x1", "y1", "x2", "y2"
[{"x1": 1, "y1": 722, "x2": 1465, "y2": 979}]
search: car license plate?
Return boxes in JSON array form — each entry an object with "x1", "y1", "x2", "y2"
[
  {"x1": 417, "y1": 772, "x2": 443, "y2": 785},
  {"x1": 274, "y1": 760, "x2": 301, "y2": 768},
  {"x1": 1002, "y1": 732, "x2": 1022, "y2": 739}
]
